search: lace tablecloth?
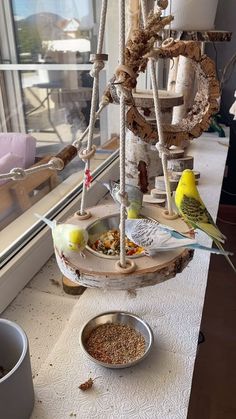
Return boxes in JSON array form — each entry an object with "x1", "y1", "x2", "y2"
[{"x1": 31, "y1": 133, "x2": 229, "y2": 419}]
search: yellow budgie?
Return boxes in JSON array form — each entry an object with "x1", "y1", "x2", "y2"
[
  {"x1": 35, "y1": 214, "x2": 88, "y2": 256},
  {"x1": 35, "y1": 214, "x2": 88, "y2": 283},
  {"x1": 175, "y1": 169, "x2": 236, "y2": 273}
]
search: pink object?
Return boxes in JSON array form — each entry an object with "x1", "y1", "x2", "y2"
[
  {"x1": 0, "y1": 153, "x2": 24, "y2": 185},
  {"x1": 84, "y1": 169, "x2": 93, "y2": 189},
  {"x1": 0, "y1": 133, "x2": 36, "y2": 169}
]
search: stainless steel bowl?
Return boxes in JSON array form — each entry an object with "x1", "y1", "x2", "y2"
[
  {"x1": 86, "y1": 213, "x2": 145, "y2": 259},
  {"x1": 79, "y1": 311, "x2": 154, "y2": 369}
]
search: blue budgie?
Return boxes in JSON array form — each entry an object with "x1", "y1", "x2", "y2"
[
  {"x1": 125, "y1": 218, "x2": 233, "y2": 257},
  {"x1": 102, "y1": 180, "x2": 143, "y2": 219}
]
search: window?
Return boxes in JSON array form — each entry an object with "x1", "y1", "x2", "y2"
[{"x1": 0, "y1": 0, "x2": 120, "y2": 311}]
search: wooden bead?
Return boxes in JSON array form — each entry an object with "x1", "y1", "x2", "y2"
[
  {"x1": 168, "y1": 148, "x2": 185, "y2": 159},
  {"x1": 143, "y1": 195, "x2": 166, "y2": 206},
  {"x1": 155, "y1": 176, "x2": 179, "y2": 191},
  {"x1": 55, "y1": 145, "x2": 78, "y2": 168},
  {"x1": 151, "y1": 189, "x2": 168, "y2": 199},
  {"x1": 90, "y1": 53, "x2": 108, "y2": 62},
  {"x1": 168, "y1": 156, "x2": 194, "y2": 172}
]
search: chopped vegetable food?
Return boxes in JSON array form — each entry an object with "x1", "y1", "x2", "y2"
[{"x1": 89, "y1": 229, "x2": 144, "y2": 256}]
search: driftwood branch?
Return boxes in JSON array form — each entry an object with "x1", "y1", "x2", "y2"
[{"x1": 126, "y1": 40, "x2": 220, "y2": 147}]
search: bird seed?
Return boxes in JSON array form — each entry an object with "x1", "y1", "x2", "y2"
[{"x1": 85, "y1": 323, "x2": 146, "y2": 364}]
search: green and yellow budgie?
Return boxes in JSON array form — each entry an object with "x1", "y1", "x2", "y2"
[{"x1": 175, "y1": 169, "x2": 236, "y2": 273}]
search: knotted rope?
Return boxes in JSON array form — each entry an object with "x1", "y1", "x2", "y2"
[
  {"x1": 79, "y1": 0, "x2": 108, "y2": 216},
  {"x1": 118, "y1": 0, "x2": 127, "y2": 269},
  {"x1": 0, "y1": 158, "x2": 65, "y2": 181},
  {"x1": 141, "y1": 0, "x2": 174, "y2": 217}
]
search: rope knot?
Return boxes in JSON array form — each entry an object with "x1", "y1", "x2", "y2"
[
  {"x1": 115, "y1": 83, "x2": 133, "y2": 101},
  {"x1": 90, "y1": 60, "x2": 105, "y2": 78},
  {"x1": 78, "y1": 145, "x2": 96, "y2": 161},
  {"x1": 49, "y1": 157, "x2": 64, "y2": 171},
  {"x1": 10, "y1": 167, "x2": 26, "y2": 180},
  {"x1": 118, "y1": 192, "x2": 130, "y2": 207},
  {"x1": 156, "y1": 143, "x2": 171, "y2": 158}
]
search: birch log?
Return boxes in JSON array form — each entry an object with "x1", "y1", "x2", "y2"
[
  {"x1": 167, "y1": 56, "x2": 179, "y2": 93},
  {"x1": 125, "y1": 129, "x2": 163, "y2": 193},
  {"x1": 172, "y1": 56, "x2": 196, "y2": 124}
]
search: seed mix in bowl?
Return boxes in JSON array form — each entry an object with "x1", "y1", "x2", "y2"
[{"x1": 85, "y1": 323, "x2": 146, "y2": 364}]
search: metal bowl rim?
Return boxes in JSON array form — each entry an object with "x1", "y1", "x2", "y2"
[{"x1": 79, "y1": 310, "x2": 154, "y2": 369}]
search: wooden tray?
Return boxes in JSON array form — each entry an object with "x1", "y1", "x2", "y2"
[{"x1": 62, "y1": 203, "x2": 194, "y2": 290}]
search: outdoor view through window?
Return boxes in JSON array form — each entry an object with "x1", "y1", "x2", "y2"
[{"x1": 0, "y1": 0, "x2": 118, "y2": 262}]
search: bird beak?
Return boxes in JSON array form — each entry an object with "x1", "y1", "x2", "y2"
[{"x1": 69, "y1": 243, "x2": 80, "y2": 251}]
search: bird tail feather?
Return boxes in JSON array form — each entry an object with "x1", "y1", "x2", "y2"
[
  {"x1": 214, "y1": 240, "x2": 236, "y2": 273},
  {"x1": 198, "y1": 222, "x2": 226, "y2": 243},
  {"x1": 35, "y1": 213, "x2": 55, "y2": 230},
  {"x1": 191, "y1": 243, "x2": 233, "y2": 256}
]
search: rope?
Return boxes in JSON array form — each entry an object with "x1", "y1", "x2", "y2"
[
  {"x1": 141, "y1": 0, "x2": 174, "y2": 216},
  {"x1": 72, "y1": 98, "x2": 109, "y2": 150},
  {"x1": 79, "y1": 0, "x2": 108, "y2": 215},
  {"x1": 0, "y1": 160, "x2": 63, "y2": 181},
  {"x1": 118, "y1": 0, "x2": 127, "y2": 269}
]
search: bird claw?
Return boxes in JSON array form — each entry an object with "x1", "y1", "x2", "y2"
[
  {"x1": 144, "y1": 249, "x2": 156, "y2": 257},
  {"x1": 80, "y1": 252, "x2": 86, "y2": 259},
  {"x1": 181, "y1": 228, "x2": 195, "y2": 238}
]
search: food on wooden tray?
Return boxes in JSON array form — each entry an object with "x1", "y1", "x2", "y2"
[
  {"x1": 85, "y1": 323, "x2": 146, "y2": 364},
  {"x1": 89, "y1": 228, "x2": 144, "y2": 256}
]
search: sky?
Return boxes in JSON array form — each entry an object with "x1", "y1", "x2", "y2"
[{"x1": 12, "y1": 0, "x2": 93, "y2": 22}]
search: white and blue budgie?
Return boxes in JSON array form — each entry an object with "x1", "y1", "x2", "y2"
[
  {"x1": 103, "y1": 180, "x2": 143, "y2": 219},
  {"x1": 125, "y1": 218, "x2": 233, "y2": 257},
  {"x1": 35, "y1": 214, "x2": 88, "y2": 282}
]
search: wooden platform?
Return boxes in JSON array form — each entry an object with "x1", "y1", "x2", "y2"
[{"x1": 64, "y1": 203, "x2": 193, "y2": 290}]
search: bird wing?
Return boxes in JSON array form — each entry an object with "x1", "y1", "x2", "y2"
[
  {"x1": 130, "y1": 220, "x2": 172, "y2": 248},
  {"x1": 129, "y1": 219, "x2": 197, "y2": 251},
  {"x1": 126, "y1": 184, "x2": 143, "y2": 204},
  {"x1": 180, "y1": 195, "x2": 226, "y2": 242}
]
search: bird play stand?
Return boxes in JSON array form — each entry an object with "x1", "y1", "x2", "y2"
[
  {"x1": 0, "y1": 1, "x2": 219, "y2": 291},
  {"x1": 62, "y1": 203, "x2": 193, "y2": 290},
  {"x1": 59, "y1": 0, "x2": 219, "y2": 291}
]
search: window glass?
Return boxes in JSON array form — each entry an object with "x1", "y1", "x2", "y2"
[{"x1": 0, "y1": 0, "x2": 119, "y2": 260}]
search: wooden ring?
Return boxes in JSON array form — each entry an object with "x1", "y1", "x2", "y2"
[
  {"x1": 115, "y1": 65, "x2": 137, "y2": 81},
  {"x1": 90, "y1": 53, "x2": 108, "y2": 62},
  {"x1": 78, "y1": 145, "x2": 96, "y2": 160},
  {"x1": 74, "y1": 211, "x2": 92, "y2": 220},
  {"x1": 162, "y1": 37, "x2": 175, "y2": 48},
  {"x1": 162, "y1": 209, "x2": 179, "y2": 220},
  {"x1": 115, "y1": 259, "x2": 137, "y2": 273}
]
